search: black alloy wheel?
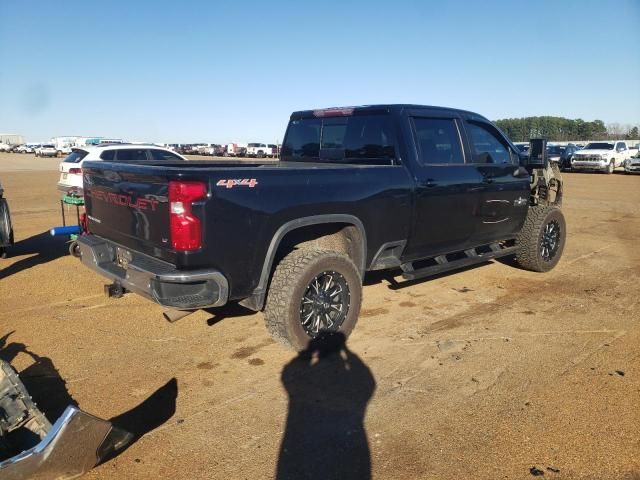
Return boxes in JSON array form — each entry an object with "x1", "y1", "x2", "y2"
[
  {"x1": 299, "y1": 271, "x2": 350, "y2": 337},
  {"x1": 540, "y1": 220, "x2": 560, "y2": 262}
]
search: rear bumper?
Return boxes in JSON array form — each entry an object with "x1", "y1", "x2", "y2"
[
  {"x1": 57, "y1": 182, "x2": 83, "y2": 194},
  {"x1": 77, "y1": 235, "x2": 229, "y2": 309}
]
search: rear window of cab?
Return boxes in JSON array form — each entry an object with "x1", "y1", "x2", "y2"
[{"x1": 281, "y1": 114, "x2": 396, "y2": 165}]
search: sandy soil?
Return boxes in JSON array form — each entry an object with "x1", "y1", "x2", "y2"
[{"x1": 0, "y1": 153, "x2": 638, "y2": 480}]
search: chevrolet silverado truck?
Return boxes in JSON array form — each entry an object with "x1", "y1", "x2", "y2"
[
  {"x1": 570, "y1": 140, "x2": 633, "y2": 173},
  {"x1": 77, "y1": 105, "x2": 565, "y2": 350}
]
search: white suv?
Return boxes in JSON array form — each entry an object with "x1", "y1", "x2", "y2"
[
  {"x1": 57, "y1": 144, "x2": 186, "y2": 194},
  {"x1": 35, "y1": 144, "x2": 58, "y2": 157}
]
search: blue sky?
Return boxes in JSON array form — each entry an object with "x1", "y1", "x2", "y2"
[{"x1": 1, "y1": 0, "x2": 639, "y2": 143}]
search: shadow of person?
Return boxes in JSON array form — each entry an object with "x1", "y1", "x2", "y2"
[
  {"x1": 0, "y1": 231, "x2": 68, "y2": 280},
  {"x1": 276, "y1": 333, "x2": 376, "y2": 480}
]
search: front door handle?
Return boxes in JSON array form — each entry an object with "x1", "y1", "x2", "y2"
[{"x1": 420, "y1": 178, "x2": 436, "y2": 188}]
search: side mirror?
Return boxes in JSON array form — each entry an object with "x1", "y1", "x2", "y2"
[{"x1": 525, "y1": 138, "x2": 548, "y2": 168}]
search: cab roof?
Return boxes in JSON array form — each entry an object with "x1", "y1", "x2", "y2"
[{"x1": 290, "y1": 104, "x2": 489, "y2": 121}]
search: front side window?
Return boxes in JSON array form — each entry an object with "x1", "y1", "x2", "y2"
[
  {"x1": 412, "y1": 118, "x2": 464, "y2": 164},
  {"x1": 615, "y1": 142, "x2": 626, "y2": 151},
  {"x1": 281, "y1": 114, "x2": 396, "y2": 164},
  {"x1": 466, "y1": 121, "x2": 512, "y2": 164},
  {"x1": 115, "y1": 149, "x2": 148, "y2": 161}
]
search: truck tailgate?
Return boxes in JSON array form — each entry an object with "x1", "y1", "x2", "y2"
[{"x1": 83, "y1": 165, "x2": 176, "y2": 259}]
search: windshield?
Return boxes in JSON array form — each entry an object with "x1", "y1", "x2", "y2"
[
  {"x1": 584, "y1": 142, "x2": 614, "y2": 150},
  {"x1": 281, "y1": 114, "x2": 396, "y2": 165},
  {"x1": 546, "y1": 146, "x2": 564, "y2": 155},
  {"x1": 63, "y1": 150, "x2": 89, "y2": 163},
  {"x1": 248, "y1": 143, "x2": 260, "y2": 147}
]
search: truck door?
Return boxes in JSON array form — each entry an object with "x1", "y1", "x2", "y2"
[
  {"x1": 402, "y1": 115, "x2": 484, "y2": 259},
  {"x1": 462, "y1": 119, "x2": 530, "y2": 245}
]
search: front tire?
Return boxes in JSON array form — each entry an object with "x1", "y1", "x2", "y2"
[
  {"x1": 264, "y1": 249, "x2": 362, "y2": 350},
  {"x1": 515, "y1": 205, "x2": 566, "y2": 272},
  {"x1": 606, "y1": 160, "x2": 614, "y2": 174}
]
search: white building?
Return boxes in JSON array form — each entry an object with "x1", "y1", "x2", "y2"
[{"x1": 0, "y1": 134, "x2": 24, "y2": 145}]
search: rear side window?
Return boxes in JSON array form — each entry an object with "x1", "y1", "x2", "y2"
[
  {"x1": 281, "y1": 119, "x2": 321, "y2": 160},
  {"x1": 100, "y1": 150, "x2": 115, "y2": 161},
  {"x1": 150, "y1": 149, "x2": 184, "y2": 161},
  {"x1": 63, "y1": 150, "x2": 89, "y2": 163},
  {"x1": 115, "y1": 149, "x2": 148, "y2": 161},
  {"x1": 282, "y1": 115, "x2": 396, "y2": 164},
  {"x1": 412, "y1": 118, "x2": 464, "y2": 164},
  {"x1": 466, "y1": 122, "x2": 512, "y2": 164}
]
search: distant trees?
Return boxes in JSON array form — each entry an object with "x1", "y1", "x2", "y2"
[{"x1": 494, "y1": 117, "x2": 639, "y2": 142}]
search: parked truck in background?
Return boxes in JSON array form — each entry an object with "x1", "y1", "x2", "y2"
[
  {"x1": 570, "y1": 140, "x2": 634, "y2": 173},
  {"x1": 76, "y1": 104, "x2": 565, "y2": 350},
  {"x1": 246, "y1": 143, "x2": 272, "y2": 158},
  {"x1": 224, "y1": 143, "x2": 247, "y2": 157}
]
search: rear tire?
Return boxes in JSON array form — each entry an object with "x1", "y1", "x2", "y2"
[
  {"x1": 515, "y1": 205, "x2": 566, "y2": 272},
  {"x1": 0, "y1": 198, "x2": 14, "y2": 250},
  {"x1": 264, "y1": 249, "x2": 362, "y2": 351}
]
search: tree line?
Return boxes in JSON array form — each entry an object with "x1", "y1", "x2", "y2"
[{"x1": 494, "y1": 116, "x2": 639, "y2": 142}]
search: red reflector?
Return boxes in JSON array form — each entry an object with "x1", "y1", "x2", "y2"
[
  {"x1": 69, "y1": 168, "x2": 81, "y2": 174},
  {"x1": 169, "y1": 181, "x2": 207, "y2": 251},
  {"x1": 312, "y1": 107, "x2": 354, "y2": 117}
]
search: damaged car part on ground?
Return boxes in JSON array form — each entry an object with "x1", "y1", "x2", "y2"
[{"x1": 0, "y1": 359, "x2": 132, "y2": 479}]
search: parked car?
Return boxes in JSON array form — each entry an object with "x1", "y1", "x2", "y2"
[
  {"x1": 0, "y1": 143, "x2": 12, "y2": 152},
  {"x1": 246, "y1": 143, "x2": 272, "y2": 158},
  {"x1": 224, "y1": 143, "x2": 247, "y2": 157},
  {"x1": 571, "y1": 140, "x2": 634, "y2": 173},
  {"x1": 76, "y1": 104, "x2": 565, "y2": 351},
  {"x1": 57, "y1": 144, "x2": 186, "y2": 194},
  {"x1": 624, "y1": 151, "x2": 640, "y2": 174},
  {"x1": 23, "y1": 144, "x2": 40, "y2": 154},
  {"x1": 559, "y1": 144, "x2": 580, "y2": 171},
  {"x1": 268, "y1": 144, "x2": 280, "y2": 157},
  {"x1": 35, "y1": 144, "x2": 58, "y2": 157},
  {"x1": 206, "y1": 144, "x2": 226, "y2": 156}
]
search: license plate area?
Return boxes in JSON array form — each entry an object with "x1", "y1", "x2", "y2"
[{"x1": 116, "y1": 247, "x2": 132, "y2": 269}]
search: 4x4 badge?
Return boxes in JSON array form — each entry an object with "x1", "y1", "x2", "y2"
[
  {"x1": 514, "y1": 197, "x2": 527, "y2": 207},
  {"x1": 216, "y1": 179, "x2": 258, "y2": 189}
]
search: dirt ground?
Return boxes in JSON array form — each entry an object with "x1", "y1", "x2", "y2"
[{"x1": 1, "y1": 153, "x2": 638, "y2": 480}]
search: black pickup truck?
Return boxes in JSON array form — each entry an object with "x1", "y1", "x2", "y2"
[{"x1": 77, "y1": 105, "x2": 565, "y2": 349}]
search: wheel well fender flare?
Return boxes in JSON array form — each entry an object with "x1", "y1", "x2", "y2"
[{"x1": 249, "y1": 214, "x2": 367, "y2": 310}]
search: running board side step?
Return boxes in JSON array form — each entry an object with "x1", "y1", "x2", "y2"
[{"x1": 401, "y1": 242, "x2": 517, "y2": 281}]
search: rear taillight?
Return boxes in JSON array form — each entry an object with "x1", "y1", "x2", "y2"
[
  {"x1": 69, "y1": 168, "x2": 81, "y2": 174},
  {"x1": 169, "y1": 181, "x2": 207, "y2": 251}
]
